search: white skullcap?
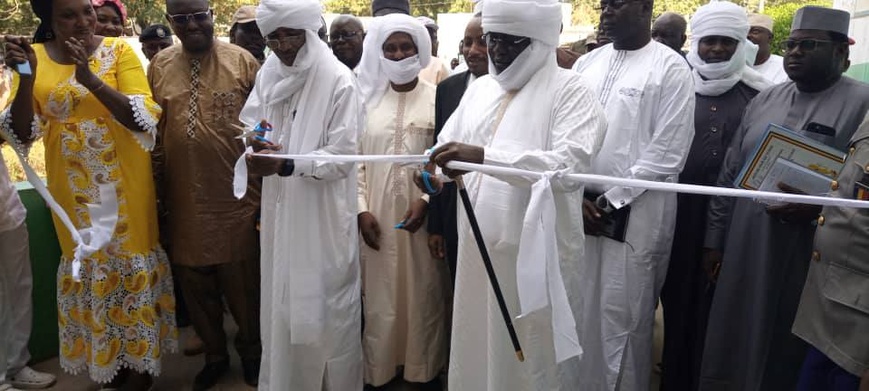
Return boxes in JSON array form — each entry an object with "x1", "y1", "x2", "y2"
[
  {"x1": 691, "y1": 0, "x2": 749, "y2": 42},
  {"x1": 357, "y1": 14, "x2": 432, "y2": 105},
  {"x1": 256, "y1": 0, "x2": 323, "y2": 37},
  {"x1": 748, "y1": 13, "x2": 773, "y2": 32},
  {"x1": 482, "y1": 0, "x2": 562, "y2": 47}
]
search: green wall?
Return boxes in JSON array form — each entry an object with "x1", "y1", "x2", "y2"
[
  {"x1": 14, "y1": 182, "x2": 61, "y2": 363},
  {"x1": 847, "y1": 62, "x2": 869, "y2": 84}
]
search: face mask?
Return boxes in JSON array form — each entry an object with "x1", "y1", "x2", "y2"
[{"x1": 380, "y1": 54, "x2": 422, "y2": 84}]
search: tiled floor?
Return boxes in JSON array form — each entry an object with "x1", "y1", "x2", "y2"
[{"x1": 33, "y1": 306, "x2": 665, "y2": 390}]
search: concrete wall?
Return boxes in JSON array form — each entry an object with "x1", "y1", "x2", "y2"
[{"x1": 837, "y1": 0, "x2": 869, "y2": 82}]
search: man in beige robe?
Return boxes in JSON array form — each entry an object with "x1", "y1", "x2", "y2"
[{"x1": 356, "y1": 13, "x2": 450, "y2": 387}]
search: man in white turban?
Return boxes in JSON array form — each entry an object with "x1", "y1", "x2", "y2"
[
  {"x1": 239, "y1": 0, "x2": 364, "y2": 389},
  {"x1": 660, "y1": 3, "x2": 770, "y2": 390},
  {"x1": 571, "y1": 0, "x2": 695, "y2": 388},
  {"x1": 354, "y1": 13, "x2": 451, "y2": 388},
  {"x1": 418, "y1": 0, "x2": 607, "y2": 389}
]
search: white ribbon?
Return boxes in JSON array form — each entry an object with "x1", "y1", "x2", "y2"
[
  {"x1": 241, "y1": 152, "x2": 869, "y2": 209},
  {"x1": 515, "y1": 170, "x2": 582, "y2": 362},
  {"x1": 235, "y1": 151, "x2": 869, "y2": 364},
  {"x1": 0, "y1": 132, "x2": 118, "y2": 282}
]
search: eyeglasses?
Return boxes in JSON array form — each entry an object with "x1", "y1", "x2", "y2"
[
  {"x1": 593, "y1": 0, "x2": 635, "y2": 11},
  {"x1": 482, "y1": 33, "x2": 529, "y2": 47},
  {"x1": 264, "y1": 34, "x2": 305, "y2": 51},
  {"x1": 166, "y1": 10, "x2": 212, "y2": 25},
  {"x1": 329, "y1": 31, "x2": 361, "y2": 43},
  {"x1": 780, "y1": 39, "x2": 836, "y2": 53}
]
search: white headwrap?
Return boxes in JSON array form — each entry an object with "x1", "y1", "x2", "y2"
[
  {"x1": 482, "y1": 0, "x2": 561, "y2": 46},
  {"x1": 687, "y1": 1, "x2": 771, "y2": 96},
  {"x1": 256, "y1": 0, "x2": 322, "y2": 36},
  {"x1": 357, "y1": 14, "x2": 432, "y2": 107},
  {"x1": 482, "y1": 0, "x2": 561, "y2": 91},
  {"x1": 254, "y1": 0, "x2": 330, "y2": 106}
]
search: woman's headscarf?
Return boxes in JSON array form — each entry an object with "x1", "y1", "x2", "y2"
[
  {"x1": 91, "y1": 0, "x2": 127, "y2": 25},
  {"x1": 357, "y1": 13, "x2": 432, "y2": 107},
  {"x1": 687, "y1": 1, "x2": 771, "y2": 95}
]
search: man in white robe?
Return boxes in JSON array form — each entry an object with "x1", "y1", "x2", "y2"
[
  {"x1": 420, "y1": 0, "x2": 607, "y2": 389},
  {"x1": 748, "y1": 14, "x2": 789, "y2": 84},
  {"x1": 239, "y1": 0, "x2": 363, "y2": 389},
  {"x1": 571, "y1": 0, "x2": 695, "y2": 389}
]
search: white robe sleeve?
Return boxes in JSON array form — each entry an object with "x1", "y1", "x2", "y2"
[
  {"x1": 483, "y1": 77, "x2": 606, "y2": 192},
  {"x1": 603, "y1": 61, "x2": 695, "y2": 208},
  {"x1": 294, "y1": 82, "x2": 361, "y2": 181}
]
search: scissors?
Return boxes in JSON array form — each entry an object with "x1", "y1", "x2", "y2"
[{"x1": 233, "y1": 121, "x2": 274, "y2": 143}]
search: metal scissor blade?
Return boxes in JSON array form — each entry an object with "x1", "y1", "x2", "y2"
[{"x1": 232, "y1": 123, "x2": 257, "y2": 139}]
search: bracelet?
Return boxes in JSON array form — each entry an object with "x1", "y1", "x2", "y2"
[{"x1": 90, "y1": 82, "x2": 107, "y2": 94}]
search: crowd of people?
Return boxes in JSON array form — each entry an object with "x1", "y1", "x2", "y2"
[{"x1": 0, "y1": 0, "x2": 867, "y2": 390}]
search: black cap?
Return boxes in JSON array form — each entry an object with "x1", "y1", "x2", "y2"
[
  {"x1": 372, "y1": 0, "x2": 410, "y2": 15},
  {"x1": 140, "y1": 24, "x2": 173, "y2": 42}
]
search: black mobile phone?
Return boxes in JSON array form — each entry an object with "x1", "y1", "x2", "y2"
[{"x1": 805, "y1": 122, "x2": 836, "y2": 137}]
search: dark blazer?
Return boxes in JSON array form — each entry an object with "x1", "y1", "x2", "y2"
[{"x1": 428, "y1": 71, "x2": 472, "y2": 282}]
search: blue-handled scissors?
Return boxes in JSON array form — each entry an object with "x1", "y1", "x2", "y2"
[{"x1": 421, "y1": 171, "x2": 438, "y2": 195}]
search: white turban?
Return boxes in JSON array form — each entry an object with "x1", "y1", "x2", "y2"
[
  {"x1": 253, "y1": 0, "x2": 331, "y2": 106},
  {"x1": 357, "y1": 14, "x2": 432, "y2": 107},
  {"x1": 687, "y1": 1, "x2": 771, "y2": 95},
  {"x1": 256, "y1": 0, "x2": 322, "y2": 37},
  {"x1": 482, "y1": 0, "x2": 561, "y2": 47},
  {"x1": 480, "y1": 0, "x2": 560, "y2": 91}
]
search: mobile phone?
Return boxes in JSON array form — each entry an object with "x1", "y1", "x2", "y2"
[
  {"x1": 16, "y1": 61, "x2": 32, "y2": 76},
  {"x1": 805, "y1": 122, "x2": 835, "y2": 137}
]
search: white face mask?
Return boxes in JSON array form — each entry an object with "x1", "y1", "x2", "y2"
[{"x1": 380, "y1": 54, "x2": 422, "y2": 85}]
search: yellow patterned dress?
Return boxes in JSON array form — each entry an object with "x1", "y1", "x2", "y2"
[{"x1": 0, "y1": 37, "x2": 177, "y2": 383}]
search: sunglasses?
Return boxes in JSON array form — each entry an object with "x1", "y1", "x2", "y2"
[
  {"x1": 780, "y1": 39, "x2": 838, "y2": 52},
  {"x1": 329, "y1": 31, "x2": 361, "y2": 43},
  {"x1": 166, "y1": 10, "x2": 212, "y2": 25},
  {"x1": 482, "y1": 33, "x2": 529, "y2": 47}
]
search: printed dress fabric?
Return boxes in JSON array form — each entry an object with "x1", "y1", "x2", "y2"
[{"x1": 3, "y1": 37, "x2": 177, "y2": 383}]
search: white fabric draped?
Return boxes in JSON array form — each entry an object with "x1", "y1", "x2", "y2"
[
  {"x1": 357, "y1": 14, "x2": 432, "y2": 107},
  {"x1": 686, "y1": 1, "x2": 772, "y2": 95}
]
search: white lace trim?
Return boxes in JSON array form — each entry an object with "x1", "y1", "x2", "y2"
[
  {"x1": 58, "y1": 246, "x2": 179, "y2": 384},
  {"x1": 128, "y1": 95, "x2": 157, "y2": 151},
  {"x1": 0, "y1": 109, "x2": 42, "y2": 157}
]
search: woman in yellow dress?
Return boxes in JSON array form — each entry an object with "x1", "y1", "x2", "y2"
[{"x1": 2, "y1": 0, "x2": 176, "y2": 389}]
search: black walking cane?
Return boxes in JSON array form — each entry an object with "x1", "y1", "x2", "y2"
[{"x1": 454, "y1": 175, "x2": 525, "y2": 362}]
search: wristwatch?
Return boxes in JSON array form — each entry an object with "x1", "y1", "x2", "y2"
[
  {"x1": 595, "y1": 194, "x2": 615, "y2": 214},
  {"x1": 277, "y1": 159, "x2": 295, "y2": 177}
]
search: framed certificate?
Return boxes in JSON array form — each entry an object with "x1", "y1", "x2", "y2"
[{"x1": 734, "y1": 123, "x2": 846, "y2": 191}]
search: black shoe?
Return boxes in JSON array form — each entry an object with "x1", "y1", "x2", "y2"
[
  {"x1": 193, "y1": 360, "x2": 229, "y2": 391},
  {"x1": 241, "y1": 359, "x2": 260, "y2": 387}
]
